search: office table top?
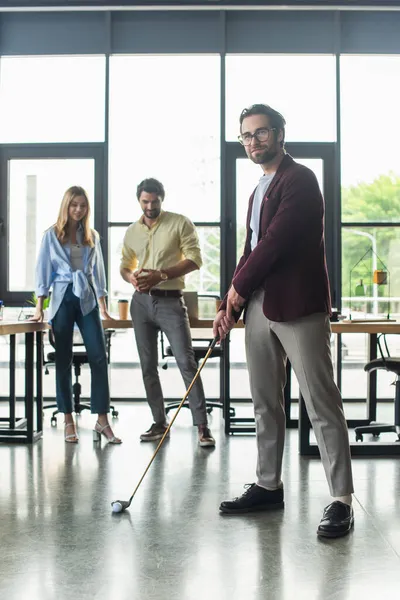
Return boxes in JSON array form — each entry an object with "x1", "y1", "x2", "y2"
[
  {"x1": 0, "y1": 321, "x2": 49, "y2": 336},
  {"x1": 2, "y1": 318, "x2": 400, "y2": 337},
  {"x1": 0, "y1": 318, "x2": 216, "y2": 336},
  {"x1": 101, "y1": 318, "x2": 400, "y2": 335},
  {"x1": 331, "y1": 321, "x2": 400, "y2": 334}
]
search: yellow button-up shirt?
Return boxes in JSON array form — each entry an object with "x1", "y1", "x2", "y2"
[{"x1": 120, "y1": 210, "x2": 202, "y2": 290}]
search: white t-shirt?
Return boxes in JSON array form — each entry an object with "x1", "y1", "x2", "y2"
[
  {"x1": 250, "y1": 172, "x2": 275, "y2": 250},
  {"x1": 69, "y1": 243, "x2": 84, "y2": 272}
]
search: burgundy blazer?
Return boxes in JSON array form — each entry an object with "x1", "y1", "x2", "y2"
[{"x1": 222, "y1": 154, "x2": 331, "y2": 323}]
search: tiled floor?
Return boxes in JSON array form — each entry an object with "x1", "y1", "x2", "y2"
[{"x1": 0, "y1": 403, "x2": 399, "y2": 600}]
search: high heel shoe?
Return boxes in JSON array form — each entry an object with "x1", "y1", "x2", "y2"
[
  {"x1": 64, "y1": 422, "x2": 79, "y2": 443},
  {"x1": 93, "y1": 421, "x2": 122, "y2": 444}
]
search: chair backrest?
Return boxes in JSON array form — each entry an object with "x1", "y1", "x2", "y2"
[
  {"x1": 183, "y1": 291, "x2": 198, "y2": 321},
  {"x1": 183, "y1": 292, "x2": 221, "y2": 321},
  {"x1": 377, "y1": 333, "x2": 391, "y2": 367},
  {"x1": 48, "y1": 328, "x2": 56, "y2": 349}
]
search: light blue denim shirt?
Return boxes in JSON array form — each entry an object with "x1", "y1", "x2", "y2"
[{"x1": 35, "y1": 225, "x2": 107, "y2": 322}]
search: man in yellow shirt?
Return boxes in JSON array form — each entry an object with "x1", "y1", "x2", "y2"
[{"x1": 120, "y1": 178, "x2": 215, "y2": 447}]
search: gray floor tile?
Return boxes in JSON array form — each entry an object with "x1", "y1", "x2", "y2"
[{"x1": 0, "y1": 403, "x2": 399, "y2": 600}]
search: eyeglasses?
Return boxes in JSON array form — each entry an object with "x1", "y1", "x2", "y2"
[{"x1": 238, "y1": 128, "x2": 276, "y2": 146}]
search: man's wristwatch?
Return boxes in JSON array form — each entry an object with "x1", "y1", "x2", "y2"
[{"x1": 159, "y1": 270, "x2": 169, "y2": 281}]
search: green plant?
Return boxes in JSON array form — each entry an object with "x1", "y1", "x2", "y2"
[{"x1": 29, "y1": 293, "x2": 50, "y2": 310}]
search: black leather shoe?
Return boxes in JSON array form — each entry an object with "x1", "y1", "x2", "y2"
[
  {"x1": 317, "y1": 501, "x2": 354, "y2": 538},
  {"x1": 219, "y1": 484, "x2": 284, "y2": 514}
]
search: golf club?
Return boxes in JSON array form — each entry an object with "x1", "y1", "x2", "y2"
[{"x1": 111, "y1": 335, "x2": 219, "y2": 513}]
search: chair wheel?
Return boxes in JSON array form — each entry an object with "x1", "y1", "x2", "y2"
[
  {"x1": 51, "y1": 417, "x2": 57, "y2": 427},
  {"x1": 355, "y1": 433, "x2": 363, "y2": 442},
  {"x1": 112, "y1": 410, "x2": 119, "y2": 418},
  {"x1": 206, "y1": 407, "x2": 213, "y2": 414}
]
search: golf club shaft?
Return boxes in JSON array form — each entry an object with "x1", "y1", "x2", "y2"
[{"x1": 128, "y1": 337, "x2": 218, "y2": 504}]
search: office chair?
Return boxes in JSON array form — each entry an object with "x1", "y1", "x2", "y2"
[
  {"x1": 44, "y1": 327, "x2": 119, "y2": 426},
  {"x1": 160, "y1": 292, "x2": 235, "y2": 417},
  {"x1": 355, "y1": 334, "x2": 400, "y2": 442}
]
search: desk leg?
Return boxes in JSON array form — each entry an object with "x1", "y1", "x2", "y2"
[
  {"x1": 223, "y1": 336, "x2": 231, "y2": 434},
  {"x1": 25, "y1": 332, "x2": 34, "y2": 443},
  {"x1": 9, "y1": 334, "x2": 16, "y2": 428},
  {"x1": 367, "y1": 333, "x2": 377, "y2": 423},
  {"x1": 36, "y1": 331, "x2": 43, "y2": 434}
]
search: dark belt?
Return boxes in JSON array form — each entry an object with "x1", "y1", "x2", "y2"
[{"x1": 141, "y1": 289, "x2": 183, "y2": 298}]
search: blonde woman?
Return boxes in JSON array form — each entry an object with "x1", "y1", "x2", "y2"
[{"x1": 32, "y1": 186, "x2": 121, "y2": 444}]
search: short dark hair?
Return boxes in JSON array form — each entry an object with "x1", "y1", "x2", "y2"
[
  {"x1": 239, "y1": 104, "x2": 286, "y2": 147},
  {"x1": 136, "y1": 178, "x2": 165, "y2": 201}
]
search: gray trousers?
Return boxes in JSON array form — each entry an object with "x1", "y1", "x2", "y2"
[
  {"x1": 245, "y1": 290, "x2": 354, "y2": 497},
  {"x1": 130, "y1": 292, "x2": 208, "y2": 426}
]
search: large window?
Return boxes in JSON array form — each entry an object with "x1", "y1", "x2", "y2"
[
  {"x1": 108, "y1": 55, "x2": 221, "y2": 304},
  {"x1": 341, "y1": 56, "x2": 400, "y2": 319},
  {"x1": 225, "y1": 55, "x2": 336, "y2": 142},
  {"x1": 0, "y1": 17, "x2": 399, "y2": 406},
  {"x1": 0, "y1": 56, "x2": 106, "y2": 143}
]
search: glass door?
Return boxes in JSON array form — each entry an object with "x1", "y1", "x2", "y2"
[{"x1": 0, "y1": 144, "x2": 105, "y2": 305}]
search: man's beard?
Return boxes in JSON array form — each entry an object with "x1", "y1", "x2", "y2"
[
  {"x1": 249, "y1": 147, "x2": 279, "y2": 165},
  {"x1": 145, "y1": 208, "x2": 161, "y2": 219}
]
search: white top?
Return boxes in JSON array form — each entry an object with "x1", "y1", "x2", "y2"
[
  {"x1": 69, "y1": 243, "x2": 84, "y2": 272},
  {"x1": 250, "y1": 172, "x2": 275, "y2": 251}
]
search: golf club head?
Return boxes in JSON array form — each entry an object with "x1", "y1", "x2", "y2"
[{"x1": 111, "y1": 499, "x2": 131, "y2": 513}]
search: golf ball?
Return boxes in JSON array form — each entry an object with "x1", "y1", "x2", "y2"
[{"x1": 112, "y1": 502, "x2": 123, "y2": 513}]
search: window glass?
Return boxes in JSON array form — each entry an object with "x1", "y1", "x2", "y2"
[
  {"x1": 8, "y1": 159, "x2": 95, "y2": 292},
  {"x1": 0, "y1": 56, "x2": 106, "y2": 143},
  {"x1": 226, "y1": 55, "x2": 336, "y2": 142},
  {"x1": 341, "y1": 56, "x2": 400, "y2": 222},
  {"x1": 109, "y1": 55, "x2": 220, "y2": 222}
]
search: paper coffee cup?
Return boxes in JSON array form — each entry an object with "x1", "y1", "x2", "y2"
[{"x1": 118, "y1": 299, "x2": 129, "y2": 320}]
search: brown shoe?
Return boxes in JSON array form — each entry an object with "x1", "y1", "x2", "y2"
[
  {"x1": 198, "y1": 425, "x2": 215, "y2": 447},
  {"x1": 140, "y1": 422, "x2": 169, "y2": 442}
]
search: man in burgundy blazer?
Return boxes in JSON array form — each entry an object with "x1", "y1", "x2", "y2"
[{"x1": 214, "y1": 104, "x2": 354, "y2": 538}]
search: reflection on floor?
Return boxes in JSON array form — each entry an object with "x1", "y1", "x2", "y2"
[{"x1": 0, "y1": 403, "x2": 400, "y2": 600}]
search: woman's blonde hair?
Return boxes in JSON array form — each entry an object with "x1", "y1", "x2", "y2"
[{"x1": 55, "y1": 186, "x2": 94, "y2": 247}]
